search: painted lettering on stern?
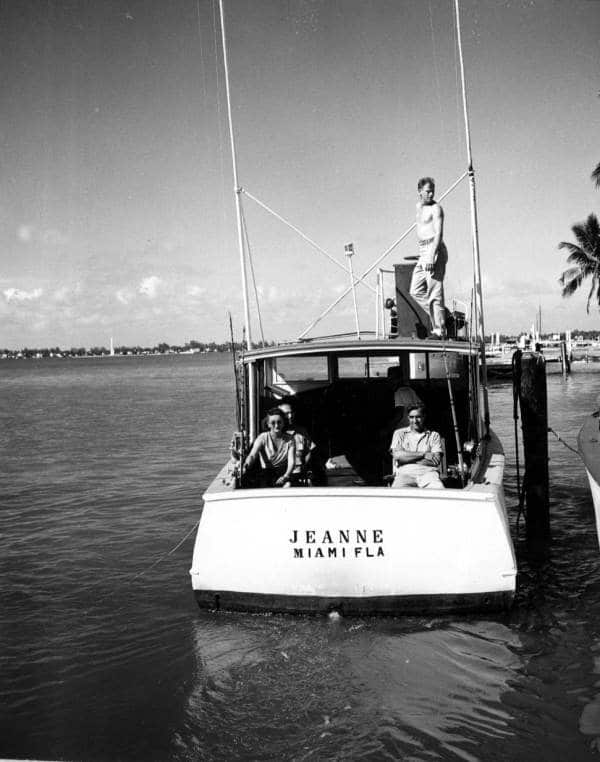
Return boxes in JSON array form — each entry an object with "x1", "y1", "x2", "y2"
[{"x1": 288, "y1": 529, "x2": 385, "y2": 559}]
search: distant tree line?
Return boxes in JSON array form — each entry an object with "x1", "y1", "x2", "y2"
[
  {"x1": 0, "y1": 339, "x2": 276, "y2": 359},
  {"x1": 485, "y1": 330, "x2": 599, "y2": 343}
]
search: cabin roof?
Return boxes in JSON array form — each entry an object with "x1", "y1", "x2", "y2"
[{"x1": 242, "y1": 334, "x2": 481, "y2": 363}]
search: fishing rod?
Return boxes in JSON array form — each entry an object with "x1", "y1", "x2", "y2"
[
  {"x1": 441, "y1": 346, "x2": 466, "y2": 487},
  {"x1": 228, "y1": 313, "x2": 246, "y2": 479},
  {"x1": 229, "y1": 312, "x2": 242, "y2": 428}
]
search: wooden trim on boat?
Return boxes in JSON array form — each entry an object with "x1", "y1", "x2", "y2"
[
  {"x1": 243, "y1": 337, "x2": 481, "y2": 362},
  {"x1": 193, "y1": 588, "x2": 515, "y2": 615}
]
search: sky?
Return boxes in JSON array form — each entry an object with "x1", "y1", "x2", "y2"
[{"x1": 1, "y1": 0, "x2": 599, "y2": 350}]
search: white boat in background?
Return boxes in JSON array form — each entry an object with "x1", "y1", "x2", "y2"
[
  {"x1": 578, "y1": 409, "x2": 600, "y2": 549},
  {"x1": 190, "y1": 0, "x2": 517, "y2": 615}
]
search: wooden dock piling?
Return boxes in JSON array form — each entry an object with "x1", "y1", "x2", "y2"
[{"x1": 514, "y1": 350, "x2": 550, "y2": 546}]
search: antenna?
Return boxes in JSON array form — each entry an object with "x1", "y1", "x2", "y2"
[{"x1": 345, "y1": 243, "x2": 361, "y2": 339}]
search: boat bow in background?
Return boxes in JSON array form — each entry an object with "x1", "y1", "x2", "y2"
[{"x1": 578, "y1": 408, "x2": 600, "y2": 549}]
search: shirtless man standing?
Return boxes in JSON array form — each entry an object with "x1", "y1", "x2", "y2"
[{"x1": 409, "y1": 177, "x2": 448, "y2": 338}]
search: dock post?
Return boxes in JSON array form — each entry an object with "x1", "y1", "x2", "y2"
[
  {"x1": 560, "y1": 340, "x2": 570, "y2": 377},
  {"x1": 515, "y1": 350, "x2": 550, "y2": 546}
]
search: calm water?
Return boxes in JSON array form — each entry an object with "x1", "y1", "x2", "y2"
[{"x1": 2, "y1": 353, "x2": 600, "y2": 761}]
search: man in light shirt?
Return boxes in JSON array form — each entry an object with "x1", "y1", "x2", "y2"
[
  {"x1": 389, "y1": 404, "x2": 445, "y2": 489},
  {"x1": 409, "y1": 176, "x2": 448, "y2": 338}
]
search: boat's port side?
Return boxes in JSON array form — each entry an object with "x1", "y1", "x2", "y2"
[{"x1": 235, "y1": 346, "x2": 480, "y2": 490}]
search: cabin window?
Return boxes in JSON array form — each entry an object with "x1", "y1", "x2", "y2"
[
  {"x1": 274, "y1": 356, "x2": 329, "y2": 382},
  {"x1": 267, "y1": 356, "x2": 330, "y2": 396},
  {"x1": 409, "y1": 352, "x2": 463, "y2": 380},
  {"x1": 337, "y1": 357, "x2": 369, "y2": 378},
  {"x1": 337, "y1": 356, "x2": 401, "y2": 379}
]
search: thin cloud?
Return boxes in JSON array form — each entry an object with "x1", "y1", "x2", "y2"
[
  {"x1": 17, "y1": 225, "x2": 33, "y2": 243},
  {"x1": 3, "y1": 287, "x2": 43, "y2": 302},
  {"x1": 116, "y1": 288, "x2": 133, "y2": 305},
  {"x1": 138, "y1": 275, "x2": 162, "y2": 298}
]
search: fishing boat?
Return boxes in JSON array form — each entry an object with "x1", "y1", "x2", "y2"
[
  {"x1": 578, "y1": 407, "x2": 600, "y2": 549},
  {"x1": 190, "y1": 1, "x2": 517, "y2": 615}
]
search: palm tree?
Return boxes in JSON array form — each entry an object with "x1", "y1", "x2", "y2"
[
  {"x1": 592, "y1": 161, "x2": 600, "y2": 189},
  {"x1": 558, "y1": 213, "x2": 600, "y2": 312}
]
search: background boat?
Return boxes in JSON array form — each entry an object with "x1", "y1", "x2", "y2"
[{"x1": 578, "y1": 406, "x2": 600, "y2": 549}]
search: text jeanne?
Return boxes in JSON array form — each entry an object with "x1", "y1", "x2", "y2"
[{"x1": 289, "y1": 529, "x2": 383, "y2": 544}]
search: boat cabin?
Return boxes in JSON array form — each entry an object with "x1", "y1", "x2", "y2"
[{"x1": 235, "y1": 337, "x2": 483, "y2": 490}]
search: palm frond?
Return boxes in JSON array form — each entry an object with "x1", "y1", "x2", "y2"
[
  {"x1": 558, "y1": 214, "x2": 600, "y2": 305},
  {"x1": 571, "y1": 214, "x2": 600, "y2": 257},
  {"x1": 592, "y1": 162, "x2": 600, "y2": 189},
  {"x1": 558, "y1": 242, "x2": 593, "y2": 270},
  {"x1": 559, "y1": 267, "x2": 584, "y2": 297}
]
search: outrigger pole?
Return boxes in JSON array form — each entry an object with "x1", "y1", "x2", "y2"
[
  {"x1": 218, "y1": 0, "x2": 253, "y2": 349},
  {"x1": 454, "y1": 0, "x2": 490, "y2": 435}
]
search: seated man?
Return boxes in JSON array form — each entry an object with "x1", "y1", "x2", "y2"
[
  {"x1": 279, "y1": 400, "x2": 317, "y2": 485},
  {"x1": 386, "y1": 366, "x2": 422, "y2": 425},
  {"x1": 389, "y1": 404, "x2": 445, "y2": 489}
]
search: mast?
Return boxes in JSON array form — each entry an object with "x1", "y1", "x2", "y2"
[
  {"x1": 454, "y1": 0, "x2": 490, "y2": 435},
  {"x1": 218, "y1": 0, "x2": 252, "y2": 348}
]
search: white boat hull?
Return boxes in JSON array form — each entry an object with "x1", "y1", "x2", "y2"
[
  {"x1": 584, "y1": 469, "x2": 600, "y2": 549},
  {"x1": 578, "y1": 411, "x2": 600, "y2": 550},
  {"x1": 190, "y1": 462, "x2": 516, "y2": 614}
]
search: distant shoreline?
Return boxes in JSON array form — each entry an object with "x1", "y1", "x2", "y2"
[
  {"x1": 0, "y1": 340, "x2": 261, "y2": 360},
  {"x1": 1, "y1": 347, "x2": 233, "y2": 360}
]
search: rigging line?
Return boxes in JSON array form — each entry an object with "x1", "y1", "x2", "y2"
[
  {"x1": 298, "y1": 171, "x2": 468, "y2": 340},
  {"x1": 240, "y1": 202, "x2": 266, "y2": 345},
  {"x1": 127, "y1": 520, "x2": 201, "y2": 584},
  {"x1": 241, "y1": 188, "x2": 376, "y2": 295},
  {"x1": 195, "y1": 0, "x2": 208, "y2": 112},
  {"x1": 84, "y1": 519, "x2": 202, "y2": 607},
  {"x1": 428, "y1": 0, "x2": 446, "y2": 151},
  {"x1": 212, "y1": 0, "x2": 228, "y2": 250},
  {"x1": 548, "y1": 427, "x2": 581, "y2": 457},
  {"x1": 452, "y1": 5, "x2": 463, "y2": 159}
]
